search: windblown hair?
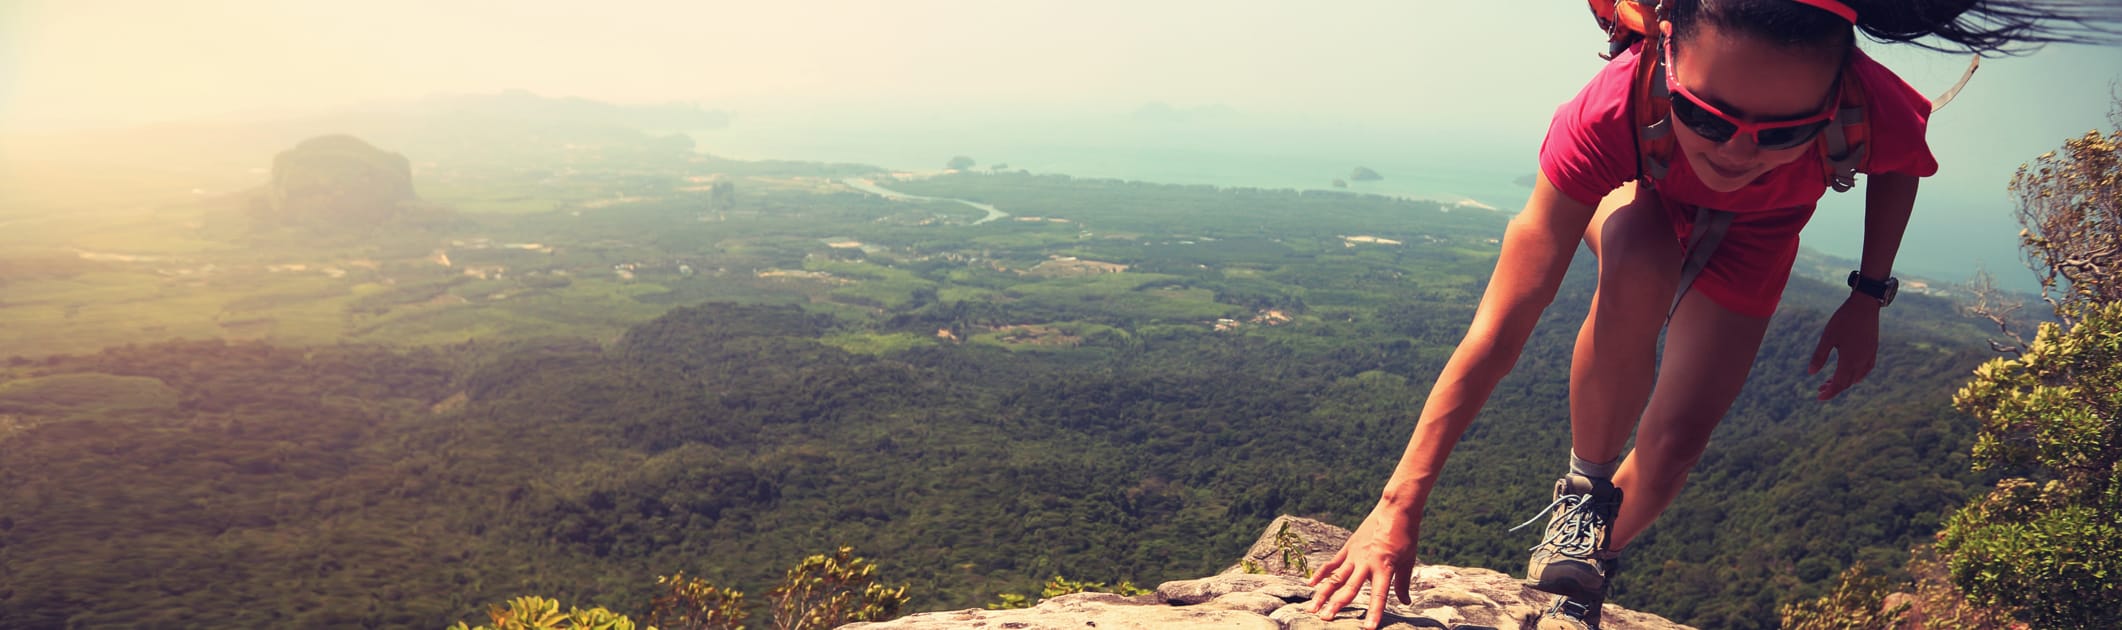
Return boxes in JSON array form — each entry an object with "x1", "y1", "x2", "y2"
[{"x1": 1667, "y1": 0, "x2": 2122, "y2": 55}]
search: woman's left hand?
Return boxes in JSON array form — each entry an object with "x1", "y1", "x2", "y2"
[{"x1": 1808, "y1": 295, "x2": 1882, "y2": 400}]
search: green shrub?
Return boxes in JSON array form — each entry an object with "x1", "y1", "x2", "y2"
[
  {"x1": 1940, "y1": 302, "x2": 2122, "y2": 628},
  {"x1": 766, "y1": 546, "x2": 909, "y2": 630},
  {"x1": 1777, "y1": 563, "x2": 1911, "y2": 630},
  {"x1": 646, "y1": 571, "x2": 749, "y2": 630},
  {"x1": 450, "y1": 548, "x2": 907, "y2": 630},
  {"x1": 446, "y1": 596, "x2": 638, "y2": 630}
]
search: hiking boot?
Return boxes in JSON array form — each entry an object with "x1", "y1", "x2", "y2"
[
  {"x1": 1536, "y1": 587, "x2": 1607, "y2": 630},
  {"x1": 1513, "y1": 473, "x2": 1623, "y2": 598}
]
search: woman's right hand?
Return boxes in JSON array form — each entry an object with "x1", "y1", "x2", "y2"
[{"x1": 1306, "y1": 502, "x2": 1423, "y2": 630}]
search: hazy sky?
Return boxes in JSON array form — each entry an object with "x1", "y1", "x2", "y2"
[
  {"x1": 6, "y1": 1, "x2": 2116, "y2": 151},
  {"x1": 6, "y1": 0, "x2": 2120, "y2": 281},
  {"x1": 7, "y1": 1, "x2": 2117, "y2": 137},
  {"x1": 0, "y1": 1, "x2": 1575, "y2": 129}
]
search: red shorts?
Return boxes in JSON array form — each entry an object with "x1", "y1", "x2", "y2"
[{"x1": 1661, "y1": 197, "x2": 1817, "y2": 319}]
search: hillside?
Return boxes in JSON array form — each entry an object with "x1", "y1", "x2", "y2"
[{"x1": 0, "y1": 288, "x2": 1992, "y2": 629}]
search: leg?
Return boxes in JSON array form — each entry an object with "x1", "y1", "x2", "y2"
[
  {"x1": 1520, "y1": 182, "x2": 1681, "y2": 600},
  {"x1": 1608, "y1": 288, "x2": 1773, "y2": 549},
  {"x1": 1571, "y1": 182, "x2": 1684, "y2": 463}
]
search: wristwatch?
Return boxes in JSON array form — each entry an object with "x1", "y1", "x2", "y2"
[{"x1": 1847, "y1": 270, "x2": 1897, "y2": 307}]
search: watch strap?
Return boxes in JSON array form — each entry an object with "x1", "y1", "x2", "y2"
[{"x1": 1847, "y1": 270, "x2": 1896, "y2": 305}]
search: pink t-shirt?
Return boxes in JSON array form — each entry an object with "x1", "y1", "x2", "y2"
[
  {"x1": 1539, "y1": 44, "x2": 1940, "y2": 210},
  {"x1": 1535, "y1": 43, "x2": 1938, "y2": 318}
]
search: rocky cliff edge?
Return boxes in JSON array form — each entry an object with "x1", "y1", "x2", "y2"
[{"x1": 840, "y1": 515, "x2": 1692, "y2": 630}]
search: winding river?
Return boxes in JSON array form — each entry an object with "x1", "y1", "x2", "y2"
[{"x1": 840, "y1": 178, "x2": 1009, "y2": 225}]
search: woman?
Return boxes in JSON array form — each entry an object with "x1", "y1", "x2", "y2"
[{"x1": 1304, "y1": 1, "x2": 2122, "y2": 628}]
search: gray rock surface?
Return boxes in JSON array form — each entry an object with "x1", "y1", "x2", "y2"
[
  {"x1": 838, "y1": 592, "x2": 1279, "y2": 630},
  {"x1": 1201, "y1": 590, "x2": 1299, "y2": 616},
  {"x1": 1223, "y1": 514, "x2": 1356, "y2": 578},
  {"x1": 1158, "y1": 573, "x2": 1315, "y2": 605},
  {"x1": 839, "y1": 516, "x2": 1692, "y2": 630}
]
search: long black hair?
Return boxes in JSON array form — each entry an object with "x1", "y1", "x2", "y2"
[{"x1": 1666, "y1": 0, "x2": 2122, "y2": 55}]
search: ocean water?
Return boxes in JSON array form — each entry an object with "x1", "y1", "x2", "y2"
[
  {"x1": 683, "y1": 109, "x2": 1542, "y2": 212},
  {"x1": 682, "y1": 107, "x2": 2036, "y2": 291}
]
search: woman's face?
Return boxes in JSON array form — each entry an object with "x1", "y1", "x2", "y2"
[{"x1": 1666, "y1": 22, "x2": 1844, "y2": 192}]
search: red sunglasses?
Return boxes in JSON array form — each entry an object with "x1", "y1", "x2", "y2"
[{"x1": 1662, "y1": 40, "x2": 1840, "y2": 151}]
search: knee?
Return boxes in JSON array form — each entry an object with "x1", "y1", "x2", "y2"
[
  {"x1": 1593, "y1": 214, "x2": 1680, "y2": 302},
  {"x1": 1629, "y1": 429, "x2": 1712, "y2": 482}
]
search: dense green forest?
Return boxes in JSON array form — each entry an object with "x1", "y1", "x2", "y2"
[
  {"x1": 0, "y1": 287, "x2": 1994, "y2": 629},
  {"x1": 0, "y1": 108, "x2": 2004, "y2": 629}
]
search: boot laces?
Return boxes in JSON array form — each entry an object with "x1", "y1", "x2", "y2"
[{"x1": 1509, "y1": 492, "x2": 1607, "y2": 558}]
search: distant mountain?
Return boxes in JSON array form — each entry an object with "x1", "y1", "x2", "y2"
[
  {"x1": 0, "y1": 91, "x2": 730, "y2": 183},
  {"x1": 262, "y1": 134, "x2": 417, "y2": 229}
]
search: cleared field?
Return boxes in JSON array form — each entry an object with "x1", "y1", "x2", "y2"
[
  {"x1": 818, "y1": 331, "x2": 935, "y2": 356},
  {"x1": 0, "y1": 372, "x2": 181, "y2": 417}
]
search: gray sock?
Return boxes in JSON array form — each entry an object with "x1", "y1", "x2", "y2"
[{"x1": 1570, "y1": 450, "x2": 1623, "y2": 480}]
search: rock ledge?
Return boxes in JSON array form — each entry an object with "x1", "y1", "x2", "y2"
[{"x1": 840, "y1": 516, "x2": 1692, "y2": 630}]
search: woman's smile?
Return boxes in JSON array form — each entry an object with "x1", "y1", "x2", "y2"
[{"x1": 1699, "y1": 154, "x2": 1756, "y2": 180}]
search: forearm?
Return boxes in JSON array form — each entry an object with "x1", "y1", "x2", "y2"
[
  {"x1": 1378, "y1": 180, "x2": 1587, "y2": 512},
  {"x1": 1858, "y1": 172, "x2": 1919, "y2": 284},
  {"x1": 1377, "y1": 333, "x2": 1532, "y2": 510}
]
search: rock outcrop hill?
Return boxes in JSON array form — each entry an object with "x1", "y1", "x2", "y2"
[
  {"x1": 842, "y1": 516, "x2": 1690, "y2": 630},
  {"x1": 264, "y1": 134, "x2": 416, "y2": 228}
]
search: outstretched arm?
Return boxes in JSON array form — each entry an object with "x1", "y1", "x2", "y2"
[
  {"x1": 1383, "y1": 174, "x2": 1596, "y2": 514},
  {"x1": 1810, "y1": 171, "x2": 1919, "y2": 399},
  {"x1": 1308, "y1": 173, "x2": 1595, "y2": 629}
]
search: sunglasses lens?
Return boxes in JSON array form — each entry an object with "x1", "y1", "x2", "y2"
[
  {"x1": 1756, "y1": 120, "x2": 1831, "y2": 150},
  {"x1": 1671, "y1": 93, "x2": 1830, "y2": 150},
  {"x1": 1669, "y1": 94, "x2": 1736, "y2": 143}
]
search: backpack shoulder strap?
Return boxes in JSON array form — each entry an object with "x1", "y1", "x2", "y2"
[
  {"x1": 1818, "y1": 71, "x2": 1870, "y2": 192},
  {"x1": 1631, "y1": 36, "x2": 1675, "y2": 186}
]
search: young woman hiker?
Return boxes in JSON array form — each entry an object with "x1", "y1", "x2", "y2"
[{"x1": 1304, "y1": 1, "x2": 2122, "y2": 628}]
